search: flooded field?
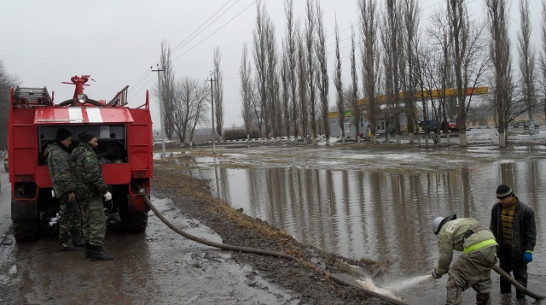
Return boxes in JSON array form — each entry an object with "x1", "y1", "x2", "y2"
[{"x1": 175, "y1": 142, "x2": 546, "y2": 304}]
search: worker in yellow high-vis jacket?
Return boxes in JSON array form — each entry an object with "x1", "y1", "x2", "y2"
[{"x1": 432, "y1": 214, "x2": 498, "y2": 305}]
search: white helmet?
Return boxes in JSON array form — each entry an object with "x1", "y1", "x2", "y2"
[{"x1": 432, "y1": 214, "x2": 457, "y2": 235}]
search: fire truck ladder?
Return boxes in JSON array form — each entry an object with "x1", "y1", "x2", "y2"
[
  {"x1": 107, "y1": 85, "x2": 129, "y2": 107},
  {"x1": 13, "y1": 87, "x2": 53, "y2": 107}
]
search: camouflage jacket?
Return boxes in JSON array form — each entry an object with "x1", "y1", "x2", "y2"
[
  {"x1": 44, "y1": 142, "x2": 75, "y2": 198},
  {"x1": 69, "y1": 142, "x2": 108, "y2": 200}
]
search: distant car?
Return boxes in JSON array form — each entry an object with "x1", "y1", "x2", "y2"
[{"x1": 447, "y1": 122, "x2": 459, "y2": 132}]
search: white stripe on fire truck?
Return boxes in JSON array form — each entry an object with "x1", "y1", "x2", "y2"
[
  {"x1": 68, "y1": 107, "x2": 84, "y2": 123},
  {"x1": 86, "y1": 108, "x2": 103, "y2": 123}
]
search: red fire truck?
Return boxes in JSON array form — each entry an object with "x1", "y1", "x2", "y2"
[{"x1": 8, "y1": 75, "x2": 153, "y2": 242}]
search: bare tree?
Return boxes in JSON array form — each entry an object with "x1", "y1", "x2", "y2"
[
  {"x1": 250, "y1": 84, "x2": 262, "y2": 137},
  {"x1": 401, "y1": 0, "x2": 419, "y2": 144},
  {"x1": 213, "y1": 47, "x2": 224, "y2": 140},
  {"x1": 172, "y1": 77, "x2": 209, "y2": 145},
  {"x1": 486, "y1": 0, "x2": 513, "y2": 146},
  {"x1": 315, "y1": 1, "x2": 329, "y2": 144},
  {"x1": 334, "y1": 20, "x2": 345, "y2": 143},
  {"x1": 447, "y1": 0, "x2": 489, "y2": 145},
  {"x1": 158, "y1": 41, "x2": 176, "y2": 140},
  {"x1": 414, "y1": 45, "x2": 432, "y2": 144},
  {"x1": 382, "y1": 0, "x2": 403, "y2": 143},
  {"x1": 240, "y1": 43, "x2": 255, "y2": 138},
  {"x1": 517, "y1": 0, "x2": 537, "y2": 121},
  {"x1": 542, "y1": 2, "x2": 546, "y2": 120},
  {"x1": 426, "y1": 10, "x2": 455, "y2": 133},
  {"x1": 281, "y1": 52, "x2": 291, "y2": 136},
  {"x1": 0, "y1": 61, "x2": 19, "y2": 149},
  {"x1": 461, "y1": 24, "x2": 489, "y2": 127},
  {"x1": 188, "y1": 82, "x2": 210, "y2": 146},
  {"x1": 360, "y1": 0, "x2": 379, "y2": 144},
  {"x1": 350, "y1": 27, "x2": 361, "y2": 142},
  {"x1": 446, "y1": 0, "x2": 466, "y2": 142},
  {"x1": 447, "y1": 0, "x2": 475, "y2": 145},
  {"x1": 265, "y1": 22, "x2": 281, "y2": 137},
  {"x1": 305, "y1": 0, "x2": 318, "y2": 144},
  {"x1": 297, "y1": 31, "x2": 309, "y2": 142},
  {"x1": 284, "y1": 0, "x2": 299, "y2": 139},
  {"x1": 253, "y1": 0, "x2": 269, "y2": 137}
]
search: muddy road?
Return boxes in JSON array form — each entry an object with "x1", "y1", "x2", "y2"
[{"x1": 1, "y1": 197, "x2": 295, "y2": 304}]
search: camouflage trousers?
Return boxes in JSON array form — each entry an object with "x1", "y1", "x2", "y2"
[
  {"x1": 80, "y1": 196, "x2": 106, "y2": 247},
  {"x1": 58, "y1": 195, "x2": 83, "y2": 247},
  {"x1": 446, "y1": 246, "x2": 498, "y2": 305}
]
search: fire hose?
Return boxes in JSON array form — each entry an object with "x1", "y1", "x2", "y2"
[
  {"x1": 493, "y1": 265, "x2": 545, "y2": 300},
  {"x1": 143, "y1": 195, "x2": 409, "y2": 305}
]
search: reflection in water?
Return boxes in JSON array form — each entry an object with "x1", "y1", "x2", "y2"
[{"x1": 186, "y1": 159, "x2": 546, "y2": 279}]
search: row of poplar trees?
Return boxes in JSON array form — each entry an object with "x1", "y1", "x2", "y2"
[{"x1": 239, "y1": 0, "x2": 546, "y2": 147}]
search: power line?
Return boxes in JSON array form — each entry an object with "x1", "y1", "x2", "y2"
[
  {"x1": 127, "y1": 0, "x2": 246, "y2": 101},
  {"x1": 173, "y1": 0, "x2": 257, "y2": 63},
  {"x1": 128, "y1": 71, "x2": 155, "y2": 100},
  {"x1": 171, "y1": 0, "x2": 242, "y2": 56}
]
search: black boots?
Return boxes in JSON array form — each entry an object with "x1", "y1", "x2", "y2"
[{"x1": 85, "y1": 244, "x2": 114, "y2": 261}]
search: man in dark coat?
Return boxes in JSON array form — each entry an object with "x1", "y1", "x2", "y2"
[
  {"x1": 44, "y1": 128, "x2": 82, "y2": 251},
  {"x1": 490, "y1": 184, "x2": 536, "y2": 300},
  {"x1": 70, "y1": 132, "x2": 113, "y2": 260}
]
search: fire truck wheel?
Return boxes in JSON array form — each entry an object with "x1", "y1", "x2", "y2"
[
  {"x1": 121, "y1": 211, "x2": 148, "y2": 233},
  {"x1": 13, "y1": 219, "x2": 40, "y2": 242}
]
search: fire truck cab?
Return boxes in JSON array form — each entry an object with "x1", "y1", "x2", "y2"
[{"x1": 8, "y1": 75, "x2": 153, "y2": 242}]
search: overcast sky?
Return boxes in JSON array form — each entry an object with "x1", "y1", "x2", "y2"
[{"x1": 1, "y1": 0, "x2": 543, "y2": 129}]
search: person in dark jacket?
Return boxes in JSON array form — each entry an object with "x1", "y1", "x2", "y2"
[
  {"x1": 490, "y1": 184, "x2": 536, "y2": 300},
  {"x1": 70, "y1": 132, "x2": 113, "y2": 261},
  {"x1": 44, "y1": 128, "x2": 82, "y2": 251}
]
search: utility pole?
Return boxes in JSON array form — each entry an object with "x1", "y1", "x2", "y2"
[
  {"x1": 206, "y1": 73, "x2": 216, "y2": 153},
  {"x1": 151, "y1": 64, "x2": 166, "y2": 161}
]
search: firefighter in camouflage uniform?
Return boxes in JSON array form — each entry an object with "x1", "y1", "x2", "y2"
[
  {"x1": 432, "y1": 214, "x2": 498, "y2": 305},
  {"x1": 44, "y1": 128, "x2": 82, "y2": 251},
  {"x1": 70, "y1": 132, "x2": 114, "y2": 261}
]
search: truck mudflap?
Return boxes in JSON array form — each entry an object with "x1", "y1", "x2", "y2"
[
  {"x1": 119, "y1": 195, "x2": 149, "y2": 233},
  {"x1": 127, "y1": 195, "x2": 149, "y2": 213}
]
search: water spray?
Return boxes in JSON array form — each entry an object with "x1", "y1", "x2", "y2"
[
  {"x1": 356, "y1": 274, "x2": 433, "y2": 302},
  {"x1": 383, "y1": 274, "x2": 433, "y2": 291}
]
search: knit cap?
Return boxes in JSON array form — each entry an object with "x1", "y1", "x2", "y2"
[
  {"x1": 55, "y1": 128, "x2": 72, "y2": 142},
  {"x1": 496, "y1": 184, "x2": 513, "y2": 199},
  {"x1": 78, "y1": 132, "x2": 97, "y2": 143}
]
